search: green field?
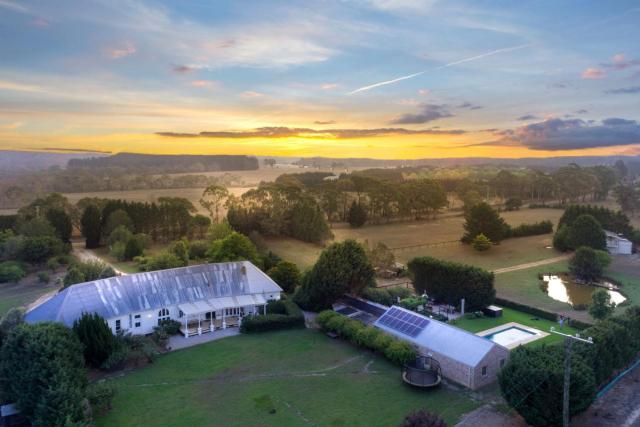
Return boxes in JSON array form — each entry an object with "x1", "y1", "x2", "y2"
[
  {"x1": 453, "y1": 307, "x2": 578, "y2": 347},
  {"x1": 266, "y1": 208, "x2": 564, "y2": 270},
  {"x1": 96, "y1": 329, "x2": 478, "y2": 427},
  {"x1": 0, "y1": 277, "x2": 58, "y2": 317}
]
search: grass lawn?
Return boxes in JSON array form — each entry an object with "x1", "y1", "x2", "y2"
[
  {"x1": 96, "y1": 329, "x2": 479, "y2": 427},
  {"x1": 452, "y1": 307, "x2": 578, "y2": 348},
  {"x1": 0, "y1": 276, "x2": 58, "y2": 316},
  {"x1": 266, "y1": 208, "x2": 563, "y2": 271}
]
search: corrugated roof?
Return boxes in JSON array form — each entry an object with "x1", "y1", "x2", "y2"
[
  {"x1": 374, "y1": 306, "x2": 503, "y2": 367},
  {"x1": 25, "y1": 261, "x2": 281, "y2": 326}
]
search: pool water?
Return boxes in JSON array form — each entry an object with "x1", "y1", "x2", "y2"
[{"x1": 483, "y1": 326, "x2": 537, "y2": 347}]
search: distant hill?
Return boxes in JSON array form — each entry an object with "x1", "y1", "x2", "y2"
[
  {"x1": 0, "y1": 150, "x2": 106, "y2": 175},
  {"x1": 294, "y1": 155, "x2": 640, "y2": 171},
  {"x1": 67, "y1": 153, "x2": 259, "y2": 174}
]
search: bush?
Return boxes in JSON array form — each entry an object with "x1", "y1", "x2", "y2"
[
  {"x1": 158, "y1": 319, "x2": 181, "y2": 335},
  {"x1": 188, "y1": 240, "x2": 209, "y2": 260},
  {"x1": 348, "y1": 201, "x2": 368, "y2": 227},
  {"x1": 46, "y1": 257, "x2": 60, "y2": 271},
  {"x1": 471, "y1": 233, "x2": 492, "y2": 251},
  {"x1": 137, "y1": 251, "x2": 187, "y2": 271},
  {"x1": 109, "y1": 241, "x2": 126, "y2": 261},
  {"x1": 569, "y1": 247, "x2": 611, "y2": 282},
  {"x1": 124, "y1": 237, "x2": 144, "y2": 260},
  {"x1": 504, "y1": 198, "x2": 522, "y2": 211},
  {"x1": 462, "y1": 202, "x2": 507, "y2": 244},
  {"x1": 316, "y1": 310, "x2": 416, "y2": 365},
  {"x1": 100, "y1": 346, "x2": 129, "y2": 371},
  {"x1": 552, "y1": 224, "x2": 571, "y2": 251},
  {"x1": 240, "y1": 300, "x2": 305, "y2": 333},
  {"x1": 73, "y1": 312, "x2": 118, "y2": 368},
  {"x1": 408, "y1": 257, "x2": 495, "y2": 311},
  {"x1": 0, "y1": 261, "x2": 25, "y2": 283},
  {"x1": 19, "y1": 235, "x2": 65, "y2": 264},
  {"x1": 267, "y1": 260, "x2": 301, "y2": 294},
  {"x1": 360, "y1": 287, "x2": 412, "y2": 306},
  {"x1": 87, "y1": 381, "x2": 116, "y2": 415},
  {"x1": 37, "y1": 271, "x2": 50, "y2": 283},
  {"x1": 507, "y1": 220, "x2": 553, "y2": 238},
  {"x1": 589, "y1": 289, "x2": 615, "y2": 320},
  {"x1": 294, "y1": 240, "x2": 375, "y2": 311},
  {"x1": 499, "y1": 345, "x2": 596, "y2": 427}
]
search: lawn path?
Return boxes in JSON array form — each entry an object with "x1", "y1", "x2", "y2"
[
  {"x1": 493, "y1": 254, "x2": 571, "y2": 275},
  {"x1": 72, "y1": 240, "x2": 127, "y2": 275}
]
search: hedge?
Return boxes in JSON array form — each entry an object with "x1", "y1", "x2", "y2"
[
  {"x1": 506, "y1": 220, "x2": 553, "y2": 238},
  {"x1": 493, "y1": 297, "x2": 591, "y2": 329},
  {"x1": 408, "y1": 257, "x2": 495, "y2": 311},
  {"x1": 0, "y1": 215, "x2": 17, "y2": 231},
  {"x1": 316, "y1": 310, "x2": 416, "y2": 365},
  {"x1": 361, "y1": 287, "x2": 412, "y2": 307},
  {"x1": 240, "y1": 299, "x2": 305, "y2": 333}
]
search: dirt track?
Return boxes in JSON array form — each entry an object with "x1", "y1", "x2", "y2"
[{"x1": 493, "y1": 254, "x2": 571, "y2": 275}]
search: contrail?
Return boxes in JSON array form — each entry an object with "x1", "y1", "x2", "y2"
[{"x1": 348, "y1": 43, "x2": 532, "y2": 95}]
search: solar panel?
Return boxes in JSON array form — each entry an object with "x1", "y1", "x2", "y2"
[{"x1": 376, "y1": 307, "x2": 429, "y2": 338}]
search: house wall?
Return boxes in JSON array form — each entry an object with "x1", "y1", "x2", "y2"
[
  {"x1": 416, "y1": 345, "x2": 472, "y2": 388},
  {"x1": 470, "y1": 346, "x2": 510, "y2": 389},
  {"x1": 106, "y1": 292, "x2": 281, "y2": 336}
]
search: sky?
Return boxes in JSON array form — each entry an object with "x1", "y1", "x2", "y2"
[{"x1": 0, "y1": 0, "x2": 639, "y2": 159}]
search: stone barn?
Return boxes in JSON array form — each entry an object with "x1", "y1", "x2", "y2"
[{"x1": 374, "y1": 306, "x2": 509, "y2": 390}]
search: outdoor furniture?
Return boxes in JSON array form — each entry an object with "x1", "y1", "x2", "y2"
[{"x1": 483, "y1": 305, "x2": 503, "y2": 318}]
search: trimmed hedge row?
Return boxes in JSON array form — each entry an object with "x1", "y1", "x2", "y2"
[
  {"x1": 493, "y1": 297, "x2": 591, "y2": 329},
  {"x1": 240, "y1": 299, "x2": 305, "y2": 333},
  {"x1": 316, "y1": 310, "x2": 416, "y2": 365},
  {"x1": 506, "y1": 220, "x2": 553, "y2": 238},
  {"x1": 361, "y1": 286, "x2": 412, "y2": 307}
]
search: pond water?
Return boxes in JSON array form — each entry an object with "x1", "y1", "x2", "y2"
[{"x1": 542, "y1": 275, "x2": 627, "y2": 306}]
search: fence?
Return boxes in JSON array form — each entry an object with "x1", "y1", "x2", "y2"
[{"x1": 389, "y1": 240, "x2": 461, "y2": 253}]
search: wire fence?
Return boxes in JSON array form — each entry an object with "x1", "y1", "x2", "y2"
[{"x1": 389, "y1": 240, "x2": 461, "y2": 252}]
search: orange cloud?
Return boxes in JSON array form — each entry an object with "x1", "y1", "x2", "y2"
[
  {"x1": 241, "y1": 91, "x2": 264, "y2": 98},
  {"x1": 190, "y1": 80, "x2": 217, "y2": 88},
  {"x1": 104, "y1": 42, "x2": 136, "y2": 59},
  {"x1": 581, "y1": 67, "x2": 604, "y2": 79}
]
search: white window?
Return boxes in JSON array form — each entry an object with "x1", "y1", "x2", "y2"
[
  {"x1": 158, "y1": 308, "x2": 170, "y2": 325},
  {"x1": 115, "y1": 319, "x2": 121, "y2": 334},
  {"x1": 481, "y1": 366, "x2": 488, "y2": 376},
  {"x1": 134, "y1": 314, "x2": 141, "y2": 319},
  {"x1": 225, "y1": 307, "x2": 242, "y2": 316},
  {"x1": 135, "y1": 322, "x2": 141, "y2": 328}
]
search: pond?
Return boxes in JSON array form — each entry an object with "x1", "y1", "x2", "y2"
[{"x1": 542, "y1": 275, "x2": 627, "y2": 307}]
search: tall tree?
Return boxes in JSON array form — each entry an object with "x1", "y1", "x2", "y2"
[
  {"x1": 81, "y1": 205, "x2": 102, "y2": 249},
  {"x1": 73, "y1": 312, "x2": 117, "y2": 368},
  {"x1": 567, "y1": 214, "x2": 606, "y2": 250},
  {"x1": 461, "y1": 202, "x2": 507, "y2": 244},
  {"x1": 45, "y1": 208, "x2": 73, "y2": 243},
  {"x1": 200, "y1": 185, "x2": 229, "y2": 223}
]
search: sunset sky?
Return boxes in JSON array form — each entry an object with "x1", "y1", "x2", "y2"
[{"x1": 1, "y1": 0, "x2": 639, "y2": 159}]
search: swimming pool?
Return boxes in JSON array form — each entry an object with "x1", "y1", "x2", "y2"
[{"x1": 477, "y1": 322, "x2": 547, "y2": 349}]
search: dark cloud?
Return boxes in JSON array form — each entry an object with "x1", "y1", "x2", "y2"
[
  {"x1": 575, "y1": 109, "x2": 588, "y2": 114},
  {"x1": 517, "y1": 114, "x2": 539, "y2": 121},
  {"x1": 605, "y1": 86, "x2": 640, "y2": 95},
  {"x1": 600, "y1": 56, "x2": 640, "y2": 71},
  {"x1": 172, "y1": 65, "x2": 194, "y2": 73},
  {"x1": 156, "y1": 126, "x2": 466, "y2": 140},
  {"x1": 457, "y1": 102, "x2": 483, "y2": 110},
  {"x1": 38, "y1": 147, "x2": 112, "y2": 154},
  {"x1": 470, "y1": 118, "x2": 640, "y2": 151},
  {"x1": 389, "y1": 104, "x2": 453, "y2": 124},
  {"x1": 314, "y1": 120, "x2": 336, "y2": 125}
]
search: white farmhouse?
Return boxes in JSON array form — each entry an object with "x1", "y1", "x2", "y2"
[
  {"x1": 605, "y1": 230, "x2": 633, "y2": 255},
  {"x1": 25, "y1": 261, "x2": 282, "y2": 337}
]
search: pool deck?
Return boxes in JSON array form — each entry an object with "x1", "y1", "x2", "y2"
[{"x1": 476, "y1": 322, "x2": 549, "y2": 349}]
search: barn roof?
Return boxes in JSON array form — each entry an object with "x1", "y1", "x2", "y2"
[
  {"x1": 374, "y1": 306, "x2": 504, "y2": 367},
  {"x1": 25, "y1": 261, "x2": 281, "y2": 326}
]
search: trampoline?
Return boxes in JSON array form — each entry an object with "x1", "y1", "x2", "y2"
[{"x1": 402, "y1": 356, "x2": 442, "y2": 388}]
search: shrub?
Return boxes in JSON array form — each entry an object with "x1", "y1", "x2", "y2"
[
  {"x1": 316, "y1": 310, "x2": 416, "y2": 365},
  {"x1": 240, "y1": 300, "x2": 305, "y2": 333},
  {"x1": 207, "y1": 231, "x2": 261, "y2": 266},
  {"x1": 188, "y1": 240, "x2": 209, "y2": 260},
  {"x1": 19, "y1": 235, "x2": 65, "y2": 264},
  {"x1": 87, "y1": 381, "x2": 116, "y2": 415},
  {"x1": 37, "y1": 271, "x2": 50, "y2": 283},
  {"x1": 504, "y1": 198, "x2": 522, "y2": 211},
  {"x1": 589, "y1": 289, "x2": 615, "y2": 320},
  {"x1": 124, "y1": 237, "x2": 144, "y2": 260},
  {"x1": 294, "y1": 239, "x2": 375, "y2": 311},
  {"x1": 507, "y1": 220, "x2": 553, "y2": 238},
  {"x1": 0, "y1": 261, "x2": 25, "y2": 283},
  {"x1": 408, "y1": 257, "x2": 495, "y2": 311},
  {"x1": 46, "y1": 257, "x2": 60, "y2": 271},
  {"x1": 348, "y1": 201, "x2": 368, "y2": 227},
  {"x1": 73, "y1": 312, "x2": 117, "y2": 368},
  {"x1": 137, "y1": 251, "x2": 187, "y2": 272},
  {"x1": 100, "y1": 346, "x2": 129, "y2": 371},
  {"x1": 267, "y1": 260, "x2": 301, "y2": 294},
  {"x1": 499, "y1": 345, "x2": 595, "y2": 427},
  {"x1": 462, "y1": 202, "x2": 507, "y2": 244},
  {"x1": 384, "y1": 340, "x2": 416, "y2": 365},
  {"x1": 471, "y1": 233, "x2": 492, "y2": 251},
  {"x1": 552, "y1": 224, "x2": 571, "y2": 251},
  {"x1": 109, "y1": 241, "x2": 126, "y2": 261},
  {"x1": 158, "y1": 319, "x2": 182, "y2": 335},
  {"x1": 569, "y1": 247, "x2": 610, "y2": 282}
]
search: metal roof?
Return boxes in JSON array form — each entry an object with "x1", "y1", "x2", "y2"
[
  {"x1": 374, "y1": 306, "x2": 504, "y2": 367},
  {"x1": 605, "y1": 230, "x2": 631, "y2": 242},
  {"x1": 25, "y1": 261, "x2": 282, "y2": 326}
]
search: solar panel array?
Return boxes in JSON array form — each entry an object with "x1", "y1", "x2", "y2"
[{"x1": 377, "y1": 307, "x2": 429, "y2": 337}]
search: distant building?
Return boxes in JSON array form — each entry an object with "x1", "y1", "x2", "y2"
[
  {"x1": 374, "y1": 306, "x2": 509, "y2": 390},
  {"x1": 25, "y1": 261, "x2": 282, "y2": 338},
  {"x1": 605, "y1": 230, "x2": 633, "y2": 255}
]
